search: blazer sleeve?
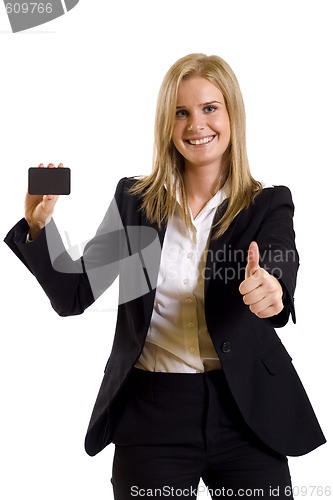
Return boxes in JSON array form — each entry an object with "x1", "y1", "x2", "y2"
[
  {"x1": 3, "y1": 177, "x2": 128, "y2": 316},
  {"x1": 255, "y1": 185, "x2": 299, "y2": 328}
]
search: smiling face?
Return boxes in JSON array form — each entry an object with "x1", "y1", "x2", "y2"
[{"x1": 172, "y1": 76, "x2": 231, "y2": 175}]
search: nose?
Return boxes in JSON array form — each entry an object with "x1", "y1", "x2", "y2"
[
  {"x1": 187, "y1": 114, "x2": 205, "y2": 133},
  {"x1": 187, "y1": 122, "x2": 205, "y2": 133}
]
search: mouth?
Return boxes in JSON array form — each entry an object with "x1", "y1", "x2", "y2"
[{"x1": 185, "y1": 135, "x2": 216, "y2": 146}]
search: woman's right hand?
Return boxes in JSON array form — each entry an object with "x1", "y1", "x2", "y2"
[{"x1": 25, "y1": 163, "x2": 63, "y2": 240}]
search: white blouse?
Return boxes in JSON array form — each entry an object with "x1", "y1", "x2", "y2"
[{"x1": 135, "y1": 183, "x2": 230, "y2": 373}]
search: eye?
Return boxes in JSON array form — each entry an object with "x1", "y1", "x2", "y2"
[
  {"x1": 204, "y1": 105, "x2": 218, "y2": 113},
  {"x1": 175, "y1": 109, "x2": 188, "y2": 118}
]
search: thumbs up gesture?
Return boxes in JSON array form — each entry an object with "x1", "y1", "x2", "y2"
[{"x1": 239, "y1": 242, "x2": 284, "y2": 318}]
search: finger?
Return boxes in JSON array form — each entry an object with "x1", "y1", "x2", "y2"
[
  {"x1": 245, "y1": 241, "x2": 260, "y2": 279},
  {"x1": 249, "y1": 295, "x2": 273, "y2": 315},
  {"x1": 251, "y1": 301, "x2": 284, "y2": 318},
  {"x1": 239, "y1": 268, "x2": 264, "y2": 295},
  {"x1": 242, "y1": 287, "x2": 266, "y2": 306}
]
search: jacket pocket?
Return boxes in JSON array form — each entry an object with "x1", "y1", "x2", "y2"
[{"x1": 261, "y1": 342, "x2": 292, "y2": 375}]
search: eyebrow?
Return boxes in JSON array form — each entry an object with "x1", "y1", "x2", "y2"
[{"x1": 176, "y1": 100, "x2": 223, "y2": 109}]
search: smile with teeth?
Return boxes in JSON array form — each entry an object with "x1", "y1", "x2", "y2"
[{"x1": 187, "y1": 135, "x2": 215, "y2": 145}]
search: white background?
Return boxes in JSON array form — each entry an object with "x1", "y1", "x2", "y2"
[{"x1": 0, "y1": 1, "x2": 332, "y2": 498}]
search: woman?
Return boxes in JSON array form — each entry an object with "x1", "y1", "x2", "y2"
[{"x1": 4, "y1": 54, "x2": 326, "y2": 499}]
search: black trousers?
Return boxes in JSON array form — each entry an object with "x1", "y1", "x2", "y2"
[{"x1": 111, "y1": 368, "x2": 293, "y2": 499}]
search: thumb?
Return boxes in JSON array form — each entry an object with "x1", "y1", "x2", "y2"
[
  {"x1": 35, "y1": 194, "x2": 59, "y2": 225},
  {"x1": 41, "y1": 194, "x2": 59, "y2": 212},
  {"x1": 245, "y1": 241, "x2": 260, "y2": 278}
]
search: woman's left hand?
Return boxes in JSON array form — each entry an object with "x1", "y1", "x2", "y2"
[{"x1": 239, "y1": 241, "x2": 284, "y2": 319}]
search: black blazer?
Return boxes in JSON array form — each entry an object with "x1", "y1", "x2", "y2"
[{"x1": 4, "y1": 177, "x2": 326, "y2": 457}]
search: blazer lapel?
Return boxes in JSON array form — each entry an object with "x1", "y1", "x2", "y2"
[
  {"x1": 135, "y1": 214, "x2": 167, "y2": 333},
  {"x1": 204, "y1": 200, "x2": 230, "y2": 289}
]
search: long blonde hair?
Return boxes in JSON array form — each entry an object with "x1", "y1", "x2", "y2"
[{"x1": 129, "y1": 53, "x2": 262, "y2": 239}]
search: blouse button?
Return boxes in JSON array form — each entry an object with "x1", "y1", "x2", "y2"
[
  {"x1": 183, "y1": 278, "x2": 189, "y2": 285},
  {"x1": 221, "y1": 341, "x2": 231, "y2": 353}
]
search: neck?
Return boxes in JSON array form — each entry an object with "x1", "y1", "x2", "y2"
[
  {"x1": 183, "y1": 164, "x2": 227, "y2": 219},
  {"x1": 183, "y1": 165, "x2": 225, "y2": 203}
]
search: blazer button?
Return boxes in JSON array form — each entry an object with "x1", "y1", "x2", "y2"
[{"x1": 221, "y1": 341, "x2": 231, "y2": 353}]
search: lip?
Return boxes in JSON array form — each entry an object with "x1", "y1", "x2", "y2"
[{"x1": 185, "y1": 135, "x2": 216, "y2": 146}]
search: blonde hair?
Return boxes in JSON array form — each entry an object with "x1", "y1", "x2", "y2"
[{"x1": 129, "y1": 53, "x2": 262, "y2": 239}]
